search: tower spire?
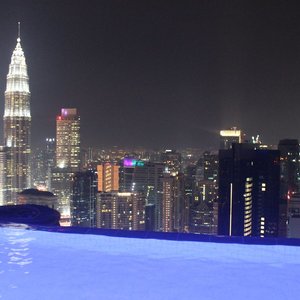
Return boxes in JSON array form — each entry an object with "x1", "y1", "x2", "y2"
[{"x1": 17, "y1": 22, "x2": 21, "y2": 42}]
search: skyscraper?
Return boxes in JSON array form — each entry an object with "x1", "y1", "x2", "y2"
[
  {"x1": 3, "y1": 25, "x2": 31, "y2": 203},
  {"x1": 56, "y1": 108, "x2": 80, "y2": 170},
  {"x1": 160, "y1": 150, "x2": 182, "y2": 175},
  {"x1": 0, "y1": 146, "x2": 9, "y2": 205},
  {"x1": 218, "y1": 143, "x2": 280, "y2": 237},
  {"x1": 278, "y1": 139, "x2": 300, "y2": 199},
  {"x1": 53, "y1": 108, "x2": 80, "y2": 223},
  {"x1": 161, "y1": 172, "x2": 187, "y2": 232},
  {"x1": 220, "y1": 127, "x2": 242, "y2": 150},
  {"x1": 96, "y1": 192, "x2": 133, "y2": 230},
  {"x1": 97, "y1": 162, "x2": 119, "y2": 192},
  {"x1": 71, "y1": 170, "x2": 97, "y2": 227}
]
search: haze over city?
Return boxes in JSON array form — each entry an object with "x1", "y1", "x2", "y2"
[{"x1": 1, "y1": 0, "x2": 300, "y2": 149}]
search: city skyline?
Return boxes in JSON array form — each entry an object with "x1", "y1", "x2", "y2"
[{"x1": 1, "y1": 1, "x2": 300, "y2": 149}]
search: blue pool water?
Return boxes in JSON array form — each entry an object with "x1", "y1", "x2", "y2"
[{"x1": 1, "y1": 225, "x2": 300, "y2": 299}]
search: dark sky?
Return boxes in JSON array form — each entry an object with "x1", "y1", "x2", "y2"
[{"x1": 1, "y1": 0, "x2": 300, "y2": 149}]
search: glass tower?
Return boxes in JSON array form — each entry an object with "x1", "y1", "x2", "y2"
[{"x1": 3, "y1": 27, "x2": 31, "y2": 203}]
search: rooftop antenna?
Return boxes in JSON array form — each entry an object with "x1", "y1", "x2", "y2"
[{"x1": 17, "y1": 22, "x2": 21, "y2": 42}]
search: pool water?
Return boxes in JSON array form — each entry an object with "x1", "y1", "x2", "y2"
[{"x1": 0, "y1": 225, "x2": 300, "y2": 299}]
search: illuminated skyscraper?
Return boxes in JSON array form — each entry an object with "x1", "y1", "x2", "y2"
[
  {"x1": 71, "y1": 170, "x2": 97, "y2": 227},
  {"x1": 96, "y1": 192, "x2": 133, "y2": 230},
  {"x1": 56, "y1": 108, "x2": 80, "y2": 169},
  {"x1": 97, "y1": 162, "x2": 119, "y2": 192},
  {"x1": 161, "y1": 172, "x2": 187, "y2": 232},
  {"x1": 218, "y1": 143, "x2": 280, "y2": 237},
  {"x1": 220, "y1": 127, "x2": 242, "y2": 150},
  {"x1": 3, "y1": 25, "x2": 31, "y2": 203}
]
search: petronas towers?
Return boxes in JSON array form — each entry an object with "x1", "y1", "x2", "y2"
[{"x1": 2, "y1": 24, "x2": 31, "y2": 203}]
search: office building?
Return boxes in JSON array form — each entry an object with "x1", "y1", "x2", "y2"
[
  {"x1": 132, "y1": 191, "x2": 146, "y2": 231},
  {"x1": 45, "y1": 138, "x2": 56, "y2": 189},
  {"x1": 218, "y1": 143, "x2": 280, "y2": 237},
  {"x1": 145, "y1": 204, "x2": 155, "y2": 231},
  {"x1": 119, "y1": 158, "x2": 138, "y2": 192},
  {"x1": 31, "y1": 138, "x2": 56, "y2": 190},
  {"x1": 3, "y1": 28, "x2": 31, "y2": 203},
  {"x1": 53, "y1": 109, "x2": 80, "y2": 225},
  {"x1": 119, "y1": 158, "x2": 165, "y2": 230},
  {"x1": 189, "y1": 201, "x2": 217, "y2": 234},
  {"x1": 161, "y1": 172, "x2": 187, "y2": 232},
  {"x1": 56, "y1": 108, "x2": 80, "y2": 169},
  {"x1": 220, "y1": 127, "x2": 242, "y2": 150},
  {"x1": 96, "y1": 192, "x2": 133, "y2": 230},
  {"x1": 51, "y1": 167, "x2": 75, "y2": 225},
  {"x1": 160, "y1": 150, "x2": 182, "y2": 175},
  {"x1": 0, "y1": 146, "x2": 10, "y2": 205},
  {"x1": 287, "y1": 194, "x2": 300, "y2": 238},
  {"x1": 190, "y1": 151, "x2": 218, "y2": 234},
  {"x1": 97, "y1": 162, "x2": 119, "y2": 192},
  {"x1": 278, "y1": 139, "x2": 300, "y2": 199},
  {"x1": 71, "y1": 170, "x2": 97, "y2": 227}
]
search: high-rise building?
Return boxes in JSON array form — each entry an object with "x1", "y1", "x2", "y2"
[
  {"x1": 31, "y1": 138, "x2": 56, "y2": 190},
  {"x1": 218, "y1": 143, "x2": 280, "y2": 237},
  {"x1": 160, "y1": 150, "x2": 182, "y2": 175},
  {"x1": 96, "y1": 192, "x2": 133, "y2": 230},
  {"x1": 56, "y1": 108, "x2": 80, "y2": 170},
  {"x1": 278, "y1": 139, "x2": 300, "y2": 199},
  {"x1": 161, "y1": 172, "x2": 187, "y2": 232},
  {"x1": 220, "y1": 127, "x2": 242, "y2": 150},
  {"x1": 3, "y1": 27, "x2": 31, "y2": 203},
  {"x1": 71, "y1": 170, "x2": 98, "y2": 227},
  {"x1": 0, "y1": 146, "x2": 10, "y2": 205},
  {"x1": 132, "y1": 191, "x2": 146, "y2": 231},
  {"x1": 277, "y1": 139, "x2": 300, "y2": 237},
  {"x1": 97, "y1": 162, "x2": 119, "y2": 192},
  {"x1": 189, "y1": 151, "x2": 219, "y2": 234},
  {"x1": 53, "y1": 109, "x2": 80, "y2": 225},
  {"x1": 31, "y1": 148, "x2": 47, "y2": 189},
  {"x1": 45, "y1": 138, "x2": 56, "y2": 189},
  {"x1": 119, "y1": 158, "x2": 138, "y2": 192},
  {"x1": 51, "y1": 167, "x2": 74, "y2": 225},
  {"x1": 189, "y1": 201, "x2": 217, "y2": 234},
  {"x1": 119, "y1": 158, "x2": 165, "y2": 230},
  {"x1": 287, "y1": 193, "x2": 300, "y2": 238}
]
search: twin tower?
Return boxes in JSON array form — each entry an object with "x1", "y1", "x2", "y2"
[{"x1": 2, "y1": 26, "x2": 31, "y2": 203}]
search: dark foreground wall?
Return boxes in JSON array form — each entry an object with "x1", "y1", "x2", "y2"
[{"x1": 0, "y1": 204, "x2": 60, "y2": 226}]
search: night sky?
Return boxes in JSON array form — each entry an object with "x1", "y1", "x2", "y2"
[{"x1": 1, "y1": 0, "x2": 300, "y2": 149}]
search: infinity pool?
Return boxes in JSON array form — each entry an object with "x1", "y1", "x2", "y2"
[{"x1": 1, "y1": 226, "x2": 300, "y2": 299}]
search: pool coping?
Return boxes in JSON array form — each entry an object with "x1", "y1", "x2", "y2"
[{"x1": 3, "y1": 223, "x2": 299, "y2": 247}]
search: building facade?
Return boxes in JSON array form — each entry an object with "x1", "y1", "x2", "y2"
[
  {"x1": 278, "y1": 139, "x2": 300, "y2": 199},
  {"x1": 96, "y1": 192, "x2": 133, "y2": 230},
  {"x1": 218, "y1": 143, "x2": 280, "y2": 237},
  {"x1": 161, "y1": 172, "x2": 187, "y2": 232},
  {"x1": 56, "y1": 108, "x2": 80, "y2": 169},
  {"x1": 71, "y1": 170, "x2": 98, "y2": 227},
  {"x1": 3, "y1": 32, "x2": 31, "y2": 203},
  {"x1": 97, "y1": 162, "x2": 119, "y2": 192},
  {"x1": 220, "y1": 127, "x2": 242, "y2": 150}
]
